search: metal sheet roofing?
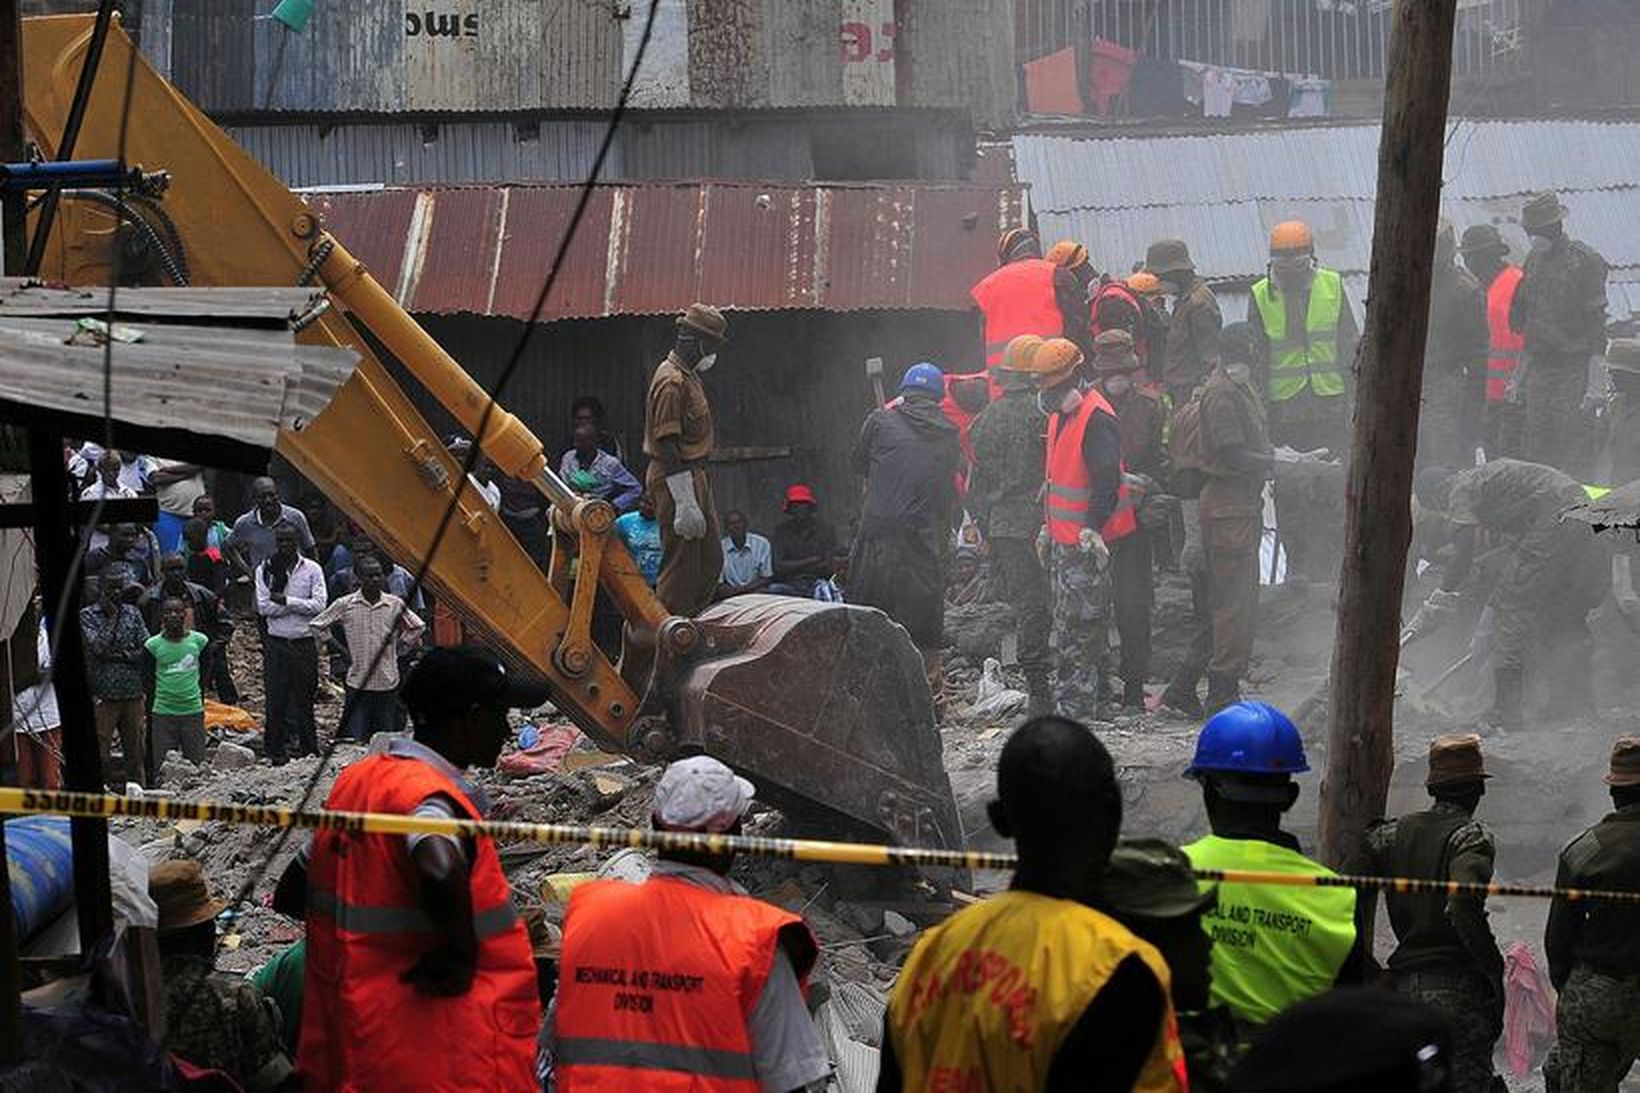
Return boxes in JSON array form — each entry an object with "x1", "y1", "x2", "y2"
[
  {"x1": 1015, "y1": 119, "x2": 1640, "y2": 311},
  {"x1": 305, "y1": 181, "x2": 1027, "y2": 318}
]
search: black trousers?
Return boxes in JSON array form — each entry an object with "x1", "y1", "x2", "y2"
[
  {"x1": 264, "y1": 635, "x2": 319, "y2": 761},
  {"x1": 988, "y1": 535, "x2": 1051, "y2": 683},
  {"x1": 1109, "y1": 531, "x2": 1154, "y2": 687}
]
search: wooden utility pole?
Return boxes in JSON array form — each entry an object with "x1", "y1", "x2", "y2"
[{"x1": 1317, "y1": 0, "x2": 1459, "y2": 867}]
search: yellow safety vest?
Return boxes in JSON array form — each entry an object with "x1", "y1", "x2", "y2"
[
  {"x1": 887, "y1": 890, "x2": 1187, "y2": 1092},
  {"x1": 1252, "y1": 269, "x2": 1345, "y2": 401},
  {"x1": 1183, "y1": 834, "x2": 1357, "y2": 1027}
]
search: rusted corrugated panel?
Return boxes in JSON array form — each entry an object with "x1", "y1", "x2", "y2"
[
  {"x1": 304, "y1": 189, "x2": 417, "y2": 299},
  {"x1": 315, "y1": 181, "x2": 1024, "y2": 318},
  {"x1": 540, "y1": 0, "x2": 623, "y2": 109},
  {"x1": 899, "y1": 0, "x2": 1016, "y2": 128},
  {"x1": 489, "y1": 188, "x2": 617, "y2": 321},
  {"x1": 689, "y1": 0, "x2": 771, "y2": 107}
]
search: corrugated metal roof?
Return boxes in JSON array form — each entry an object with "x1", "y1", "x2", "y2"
[
  {"x1": 306, "y1": 180, "x2": 1027, "y2": 318},
  {"x1": 1016, "y1": 119, "x2": 1640, "y2": 312}
]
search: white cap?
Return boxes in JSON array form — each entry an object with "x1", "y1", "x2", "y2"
[{"x1": 653, "y1": 756, "x2": 756, "y2": 833}]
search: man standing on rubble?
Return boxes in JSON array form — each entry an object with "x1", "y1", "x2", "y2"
[
  {"x1": 972, "y1": 228, "x2": 1091, "y2": 367},
  {"x1": 968, "y1": 334, "x2": 1055, "y2": 717},
  {"x1": 880, "y1": 717, "x2": 1187, "y2": 1091},
  {"x1": 1350, "y1": 734, "x2": 1503, "y2": 1093},
  {"x1": 1147, "y1": 239, "x2": 1222, "y2": 410},
  {"x1": 1028, "y1": 337, "x2": 1135, "y2": 723},
  {"x1": 1420, "y1": 218, "x2": 1489, "y2": 469},
  {"x1": 1510, "y1": 192, "x2": 1608, "y2": 477},
  {"x1": 848, "y1": 362, "x2": 961, "y2": 708},
  {"x1": 1460, "y1": 223, "x2": 1526, "y2": 459},
  {"x1": 278, "y1": 645, "x2": 548, "y2": 1091},
  {"x1": 1161, "y1": 324, "x2": 1272, "y2": 719},
  {"x1": 1544, "y1": 737, "x2": 1640, "y2": 1093},
  {"x1": 1091, "y1": 329, "x2": 1165, "y2": 710},
  {"x1": 551, "y1": 755, "x2": 829, "y2": 1091},
  {"x1": 1409, "y1": 459, "x2": 1611, "y2": 732},
  {"x1": 644, "y1": 304, "x2": 728, "y2": 617},
  {"x1": 1182, "y1": 702, "x2": 1361, "y2": 1028}
]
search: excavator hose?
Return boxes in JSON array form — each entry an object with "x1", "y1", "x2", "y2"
[{"x1": 30, "y1": 188, "x2": 189, "y2": 285}]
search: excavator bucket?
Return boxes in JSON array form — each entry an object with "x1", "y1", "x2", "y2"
[{"x1": 672, "y1": 595, "x2": 963, "y2": 850}]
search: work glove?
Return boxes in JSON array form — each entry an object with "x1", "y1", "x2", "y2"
[
  {"x1": 1404, "y1": 588, "x2": 1460, "y2": 642},
  {"x1": 1077, "y1": 527, "x2": 1110, "y2": 571},
  {"x1": 664, "y1": 470, "x2": 708, "y2": 541},
  {"x1": 1035, "y1": 525, "x2": 1051, "y2": 569}
]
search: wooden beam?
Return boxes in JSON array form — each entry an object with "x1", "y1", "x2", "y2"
[{"x1": 1317, "y1": 0, "x2": 1459, "y2": 867}]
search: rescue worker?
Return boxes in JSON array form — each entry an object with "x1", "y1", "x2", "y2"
[
  {"x1": 972, "y1": 228, "x2": 1091, "y2": 368},
  {"x1": 1509, "y1": 192, "x2": 1609, "y2": 478},
  {"x1": 280, "y1": 645, "x2": 549, "y2": 1091},
  {"x1": 1048, "y1": 239, "x2": 1156, "y2": 372},
  {"x1": 1147, "y1": 239, "x2": 1222, "y2": 409},
  {"x1": 1351, "y1": 734, "x2": 1503, "y2": 1093},
  {"x1": 849, "y1": 362, "x2": 962, "y2": 708},
  {"x1": 967, "y1": 335, "x2": 1054, "y2": 717},
  {"x1": 1544, "y1": 737, "x2": 1640, "y2": 1093},
  {"x1": 1248, "y1": 220, "x2": 1360, "y2": 456},
  {"x1": 1182, "y1": 702, "x2": 1361, "y2": 1028},
  {"x1": 880, "y1": 716, "x2": 1187, "y2": 1091},
  {"x1": 1127, "y1": 272, "x2": 1173, "y2": 388},
  {"x1": 1107, "y1": 838, "x2": 1238, "y2": 1093},
  {"x1": 1161, "y1": 324, "x2": 1272, "y2": 718},
  {"x1": 1409, "y1": 459, "x2": 1612, "y2": 732},
  {"x1": 1420, "y1": 218, "x2": 1489, "y2": 469},
  {"x1": 1029, "y1": 336, "x2": 1136, "y2": 722},
  {"x1": 1092, "y1": 329, "x2": 1165, "y2": 709},
  {"x1": 552, "y1": 756, "x2": 829, "y2": 1090},
  {"x1": 645, "y1": 303, "x2": 728, "y2": 617},
  {"x1": 1459, "y1": 223, "x2": 1525, "y2": 459}
]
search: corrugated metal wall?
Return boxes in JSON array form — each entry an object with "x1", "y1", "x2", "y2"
[
  {"x1": 224, "y1": 111, "x2": 970, "y2": 188},
  {"x1": 389, "y1": 310, "x2": 983, "y2": 534},
  {"x1": 163, "y1": 0, "x2": 1013, "y2": 124}
]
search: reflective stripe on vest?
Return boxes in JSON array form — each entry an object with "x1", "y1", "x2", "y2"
[
  {"x1": 1183, "y1": 834, "x2": 1357, "y2": 1026},
  {"x1": 307, "y1": 886, "x2": 519, "y2": 939},
  {"x1": 555, "y1": 1037, "x2": 756, "y2": 1081},
  {"x1": 972, "y1": 259, "x2": 1065, "y2": 365},
  {"x1": 1252, "y1": 269, "x2": 1345, "y2": 401},
  {"x1": 1045, "y1": 388, "x2": 1137, "y2": 545},
  {"x1": 1485, "y1": 265, "x2": 1526, "y2": 402},
  {"x1": 887, "y1": 890, "x2": 1186, "y2": 1092}
]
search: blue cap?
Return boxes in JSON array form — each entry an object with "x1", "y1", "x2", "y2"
[
  {"x1": 1185, "y1": 701, "x2": 1309, "y2": 779},
  {"x1": 899, "y1": 362, "x2": 945, "y2": 397}
]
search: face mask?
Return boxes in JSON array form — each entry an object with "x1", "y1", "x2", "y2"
[
  {"x1": 1104, "y1": 375, "x2": 1133, "y2": 398},
  {"x1": 695, "y1": 353, "x2": 717, "y2": 373},
  {"x1": 1226, "y1": 362, "x2": 1251, "y2": 385}
]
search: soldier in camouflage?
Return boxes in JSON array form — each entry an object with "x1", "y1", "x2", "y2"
[
  {"x1": 1543, "y1": 737, "x2": 1640, "y2": 1093},
  {"x1": 1351, "y1": 734, "x2": 1503, "y2": 1093},
  {"x1": 1509, "y1": 191, "x2": 1609, "y2": 478},
  {"x1": 1048, "y1": 539, "x2": 1111, "y2": 724}
]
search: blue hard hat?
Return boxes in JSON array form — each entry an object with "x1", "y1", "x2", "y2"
[
  {"x1": 899, "y1": 362, "x2": 945, "y2": 397},
  {"x1": 1185, "y1": 701, "x2": 1309, "y2": 778}
]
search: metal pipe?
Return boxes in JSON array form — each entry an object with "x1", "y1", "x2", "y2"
[{"x1": 23, "y1": 0, "x2": 117, "y2": 277}]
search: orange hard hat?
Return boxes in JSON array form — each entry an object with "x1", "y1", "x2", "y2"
[
  {"x1": 997, "y1": 227, "x2": 1039, "y2": 263},
  {"x1": 1269, "y1": 220, "x2": 1314, "y2": 256},
  {"x1": 1024, "y1": 337, "x2": 1085, "y2": 388},
  {"x1": 1125, "y1": 271, "x2": 1163, "y2": 296},
  {"x1": 1046, "y1": 240, "x2": 1090, "y2": 271},
  {"x1": 996, "y1": 334, "x2": 1046, "y2": 373}
]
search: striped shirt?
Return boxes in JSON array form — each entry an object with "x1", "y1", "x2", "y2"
[{"x1": 308, "y1": 590, "x2": 425, "y2": 691}]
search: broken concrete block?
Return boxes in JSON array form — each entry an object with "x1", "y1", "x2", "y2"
[
  {"x1": 157, "y1": 753, "x2": 199, "y2": 788},
  {"x1": 212, "y1": 742, "x2": 257, "y2": 770},
  {"x1": 883, "y1": 910, "x2": 917, "y2": 938}
]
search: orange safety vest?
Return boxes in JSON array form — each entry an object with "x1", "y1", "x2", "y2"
[
  {"x1": 1046, "y1": 388, "x2": 1138, "y2": 545},
  {"x1": 1091, "y1": 280, "x2": 1148, "y2": 363},
  {"x1": 555, "y1": 876, "x2": 817, "y2": 1091},
  {"x1": 972, "y1": 258, "x2": 1065, "y2": 367},
  {"x1": 1485, "y1": 265, "x2": 1526, "y2": 403},
  {"x1": 297, "y1": 752, "x2": 540, "y2": 1092}
]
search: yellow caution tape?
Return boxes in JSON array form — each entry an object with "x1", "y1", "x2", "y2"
[{"x1": 5, "y1": 786, "x2": 1639, "y2": 904}]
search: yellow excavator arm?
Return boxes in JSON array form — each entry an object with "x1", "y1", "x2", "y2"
[{"x1": 19, "y1": 15, "x2": 961, "y2": 850}]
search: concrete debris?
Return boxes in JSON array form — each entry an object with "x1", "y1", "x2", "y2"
[
  {"x1": 211, "y1": 742, "x2": 257, "y2": 770},
  {"x1": 882, "y1": 910, "x2": 917, "y2": 938},
  {"x1": 156, "y1": 753, "x2": 200, "y2": 788}
]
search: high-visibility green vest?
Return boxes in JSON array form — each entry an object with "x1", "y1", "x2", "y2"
[
  {"x1": 1583, "y1": 483, "x2": 1611, "y2": 500},
  {"x1": 1183, "y1": 833, "x2": 1357, "y2": 1026},
  {"x1": 1252, "y1": 269, "x2": 1345, "y2": 401}
]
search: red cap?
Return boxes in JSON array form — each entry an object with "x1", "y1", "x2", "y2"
[{"x1": 784, "y1": 484, "x2": 817, "y2": 510}]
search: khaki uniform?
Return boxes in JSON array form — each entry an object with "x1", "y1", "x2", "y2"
[
  {"x1": 642, "y1": 352, "x2": 722, "y2": 617},
  {"x1": 1512, "y1": 234, "x2": 1607, "y2": 477},
  {"x1": 1164, "y1": 280, "x2": 1223, "y2": 406}
]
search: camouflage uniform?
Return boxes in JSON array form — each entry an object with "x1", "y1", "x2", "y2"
[
  {"x1": 1511, "y1": 225, "x2": 1608, "y2": 477},
  {"x1": 162, "y1": 954, "x2": 293, "y2": 1091},
  {"x1": 1546, "y1": 967, "x2": 1640, "y2": 1093},
  {"x1": 1049, "y1": 541, "x2": 1110, "y2": 722}
]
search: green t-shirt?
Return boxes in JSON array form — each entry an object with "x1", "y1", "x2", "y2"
[{"x1": 145, "y1": 630, "x2": 208, "y2": 715}]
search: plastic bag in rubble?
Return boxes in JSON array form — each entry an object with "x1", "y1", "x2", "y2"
[
  {"x1": 969, "y1": 658, "x2": 1027, "y2": 721},
  {"x1": 1504, "y1": 941, "x2": 1556, "y2": 1080},
  {"x1": 497, "y1": 722, "x2": 583, "y2": 777}
]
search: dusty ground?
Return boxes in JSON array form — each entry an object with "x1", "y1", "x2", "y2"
[{"x1": 102, "y1": 578, "x2": 1634, "y2": 1088}]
